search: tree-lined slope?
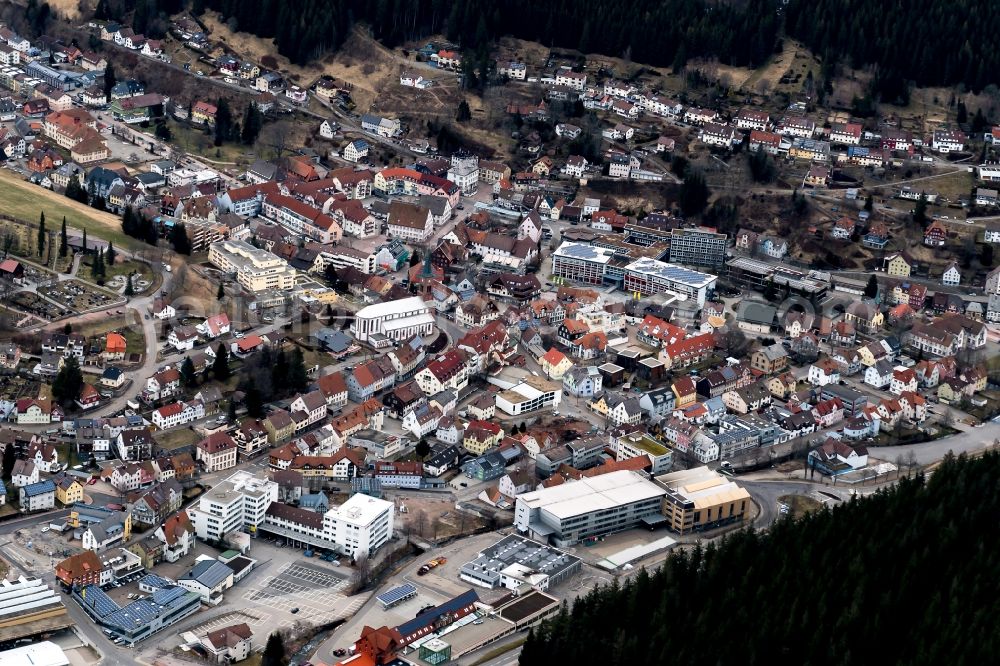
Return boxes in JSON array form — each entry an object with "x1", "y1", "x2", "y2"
[{"x1": 520, "y1": 453, "x2": 1000, "y2": 666}]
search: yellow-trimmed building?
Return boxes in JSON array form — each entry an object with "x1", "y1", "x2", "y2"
[{"x1": 656, "y1": 466, "x2": 751, "y2": 534}]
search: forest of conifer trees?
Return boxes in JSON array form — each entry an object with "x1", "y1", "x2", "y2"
[
  {"x1": 105, "y1": 0, "x2": 1000, "y2": 99},
  {"x1": 518, "y1": 452, "x2": 1000, "y2": 666}
]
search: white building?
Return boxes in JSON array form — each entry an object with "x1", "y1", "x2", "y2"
[
  {"x1": 262, "y1": 493, "x2": 394, "y2": 558},
  {"x1": 350, "y1": 297, "x2": 435, "y2": 343},
  {"x1": 151, "y1": 400, "x2": 205, "y2": 430},
  {"x1": 942, "y1": 262, "x2": 961, "y2": 286},
  {"x1": 622, "y1": 258, "x2": 717, "y2": 307},
  {"x1": 188, "y1": 472, "x2": 278, "y2": 542},
  {"x1": 514, "y1": 470, "x2": 666, "y2": 547},
  {"x1": 448, "y1": 154, "x2": 479, "y2": 196},
  {"x1": 492, "y1": 376, "x2": 562, "y2": 416},
  {"x1": 208, "y1": 240, "x2": 297, "y2": 293},
  {"x1": 554, "y1": 68, "x2": 586, "y2": 91}
]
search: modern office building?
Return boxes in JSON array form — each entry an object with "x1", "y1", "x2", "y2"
[
  {"x1": 187, "y1": 471, "x2": 278, "y2": 541},
  {"x1": 552, "y1": 242, "x2": 615, "y2": 285},
  {"x1": 514, "y1": 470, "x2": 667, "y2": 546},
  {"x1": 459, "y1": 535, "x2": 581, "y2": 592},
  {"x1": 208, "y1": 240, "x2": 297, "y2": 293},
  {"x1": 492, "y1": 376, "x2": 562, "y2": 416},
  {"x1": 350, "y1": 296, "x2": 435, "y2": 343},
  {"x1": 656, "y1": 466, "x2": 751, "y2": 534},
  {"x1": 622, "y1": 258, "x2": 717, "y2": 306},
  {"x1": 261, "y1": 493, "x2": 394, "y2": 558},
  {"x1": 668, "y1": 227, "x2": 728, "y2": 269}
]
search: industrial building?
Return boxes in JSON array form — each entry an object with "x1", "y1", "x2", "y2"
[
  {"x1": 459, "y1": 535, "x2": 581, "y2": 592},
  {"x1": 0, "y1": 641, "x2": 69, "y2": 666},
  {"x1": 75, "y1": 583, "x2": 201, "y2": 643},
  {"x1": 0, "y1": 577, "x2": 72, "y2": 644},
  {"x1": 656, "y1": 466, "x2": 751, "y2": 534},
  {"x1": 514, "y1": 470, "x2": 667, "y2": 546}
]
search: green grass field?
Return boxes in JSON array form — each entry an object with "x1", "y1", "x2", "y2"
[{"x1": 0, "y1": 172, "x2": 143, "y2": 250}]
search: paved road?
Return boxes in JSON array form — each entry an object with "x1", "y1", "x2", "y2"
[{"x1": 868, "y1": 419, "x2": 1000, "y2": 465}]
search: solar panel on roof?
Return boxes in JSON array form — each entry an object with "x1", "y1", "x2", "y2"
[
  {"x1": 377, "y1": 583, "x2": 417, "y2": 607},
  {"x1": 82, "y1": 585, "x2": 120, "y2": 618}
]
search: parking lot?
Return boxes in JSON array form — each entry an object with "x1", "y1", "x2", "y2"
[{"x1": 241, "y1": 560, "x2": 362, "y2": 630}]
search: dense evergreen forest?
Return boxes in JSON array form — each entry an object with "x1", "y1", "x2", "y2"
[
  {"x1": 197, "y1": 0, "x2": 781, "y2": 70},
  {"x1": 520, "y1": 453, "x2": 1000, "y2": 666},
  {"x1": 102, "y1": 1, "x2": 1000, "y2": 95},
  {"x1": 786, "y1": 0, "x2": 1000, "y2": 98}
]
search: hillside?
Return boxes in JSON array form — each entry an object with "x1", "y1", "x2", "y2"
[
  {"x1": 519, "y1": 453, "x2": 1000, "y2": 666},
  {"x1": 191, "y1": 0, "x2": 999, "y2": 98}
]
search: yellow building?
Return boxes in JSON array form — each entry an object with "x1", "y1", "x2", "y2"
[
  {"x1": 885, "y1": 253, "x2": 912, "y2": 277},
  {"x1": 54, "y1": 475, "x2": 84, "y2": 505},
  {"x1": 656, "y1": 466, "x2": 751, "y2": 534},
  {"x1": 672, "y1": 377, "x2": 697, "y2": 409},
  {"x1": 539, "y1": 348, "x2": 573, "y2": 380},
  {"x1": 767, "y1": 373, "x2": 797, "y2": 399},
  {"x1": 463, "y1": 420, "x2": 504, "y2": 456}
]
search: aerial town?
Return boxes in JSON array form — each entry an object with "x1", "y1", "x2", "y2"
[{"x1": 0, "y1": 4, "x2": 998, "y2": 666}]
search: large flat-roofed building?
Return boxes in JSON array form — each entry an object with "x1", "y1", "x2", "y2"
[
  {"x1": 492, "y1": 376, "x2": 562, "y2": 416},
  {"x1": 515, "y1": 470, "x2": 667, "y2": 546},
  {"x1": 208, "y1": 240, "x2": 297, "y2": 293},
  {"x1": 726, "y1": 256, "x2": 829, "y2": 300},
  {"x1": 0, "y1": 577, "x2": 71, "y2": 644},
  {"x1": 459, "y1": 535, "x2": 581, "y2": 592},
  {"x1": 351, "y1": 296, "x2": 435, "y2": 343},
  {"x1": 261, "y1": 493, "x2": 394, "y2": 558},
  {"x1": 75, "y1": 583, "x2": 201, "y2": 643},
  {"x1": 622, "y1": 257, "x2": 717, "y2": 306},
  {"x1": 187, "y1": 471, "x2": 278, "y2": 541},
  {"x1": 0, "y1": 641, "x2": 69, "y2": 666},
  {"x1": 552, "y1": 242, "x2": 615, "y2": 285},
  {"x1": 668, "y1": 227, "x2": 728, "y2": 269},
  {"x1": 656, "y1": 466, "x2": 751, "y2": 534}
]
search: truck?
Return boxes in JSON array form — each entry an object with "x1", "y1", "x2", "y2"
[{"x1": 417, "y1": 557, "x2": 447, "y2": 576}]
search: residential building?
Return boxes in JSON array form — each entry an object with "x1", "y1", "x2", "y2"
[{"x1": 20, "y1": 479, "x2": 56, "y2": 512}]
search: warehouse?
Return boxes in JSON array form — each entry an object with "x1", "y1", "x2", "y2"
[
  {"x1": 459, "y1": 534, "x2": 581, "y2": 592},
  {"x1": 514, "y1": 470, "x2": 667, "y2": 546}
]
